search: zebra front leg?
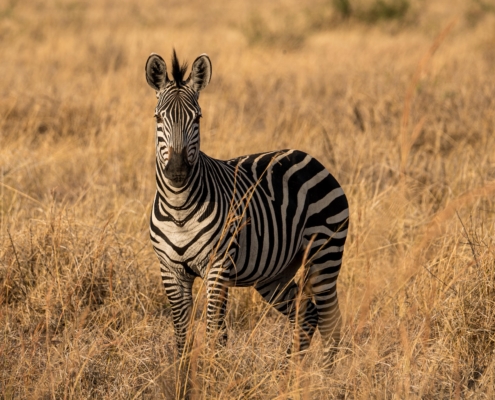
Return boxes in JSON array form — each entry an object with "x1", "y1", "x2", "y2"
[
  {"x1": 162, "y1": 269, "x2": 195, "y2": 357},
  {"x1": 161, "y1": 269, "x2": 196, "y2": 399},
  {"x1": 205, "y1": 266, "x2": 230, "y2": 349}
]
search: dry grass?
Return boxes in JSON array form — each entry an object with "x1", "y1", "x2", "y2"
[{"x1": 1, "y1": 0, "x2": 495, "y2": 398}]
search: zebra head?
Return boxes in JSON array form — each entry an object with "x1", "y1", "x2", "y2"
[{"x1": 145, "y1": 51, "x2": 212, "y2": 188}]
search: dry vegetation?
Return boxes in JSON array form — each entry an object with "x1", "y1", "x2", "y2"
[{"x1": 1, "y1": 0, "x2": 495, "y2": 398}]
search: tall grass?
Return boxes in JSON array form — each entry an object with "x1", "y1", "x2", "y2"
[{"x1": 1, "y1": 0, "x2": 495, "y2": 398}]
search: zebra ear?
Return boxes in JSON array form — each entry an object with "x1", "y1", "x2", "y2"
[
  {"x1": 146, "y1": 53, "x2": 168, "y2": 91},
  {"x1": 187, "y1": 54, "x2": 212, "y2": 92}
]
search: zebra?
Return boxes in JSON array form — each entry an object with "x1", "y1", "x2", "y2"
[{"x1": 145, "y1": 50, "x2": 349, "y2": 369}]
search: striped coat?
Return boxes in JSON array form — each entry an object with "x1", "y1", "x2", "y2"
[{"x1": 146, "y1": 51, "x2": 349, "y2": 368}]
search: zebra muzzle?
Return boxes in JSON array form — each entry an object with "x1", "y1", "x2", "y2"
[{"x1": 164, "y1": 146, "x2": 192, "y2": 187}]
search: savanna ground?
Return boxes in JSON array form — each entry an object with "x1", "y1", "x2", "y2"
[{"x1": 1, "y1": 0, "x2": 495, "y2": 398}]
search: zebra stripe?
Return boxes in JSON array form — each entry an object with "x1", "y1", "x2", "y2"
[{"x1": 145, "y1": 51, "x2": 349, "y2": 368}]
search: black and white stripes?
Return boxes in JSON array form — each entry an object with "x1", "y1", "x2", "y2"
[{"x1": 145, "y1": 51, "x2": 349, "y2": 368}]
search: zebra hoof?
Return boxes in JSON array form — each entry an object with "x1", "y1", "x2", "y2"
[{"x1": 322, "y1": 347, "x2": 339, "y2": 371}]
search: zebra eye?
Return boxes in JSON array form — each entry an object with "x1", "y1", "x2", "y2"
[{"x1": 155, "y1": 114, "x2": 163, "y2": 123}]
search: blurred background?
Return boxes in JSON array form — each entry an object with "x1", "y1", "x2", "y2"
[{"x1": 1, "y1": 0, "x2": 495, "y2": 398}]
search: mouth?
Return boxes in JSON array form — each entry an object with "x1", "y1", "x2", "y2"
[{"x1": 166, "y1": 173, "x2": 189, "y2": 188}]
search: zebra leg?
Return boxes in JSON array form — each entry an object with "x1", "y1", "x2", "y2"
[
  {"x1": 307, "y1": 242, "x2": 344, "y2": 369},
  {"x1": 314, "y1": 279, "x2": 342, "y2": 369},
  {"x1": 206, "y1": 266, "x2": 230, "y2": 348},
  {"x1": 255, "y1": 257, "x2": 318, "y2": 357},
  {"x1": 161, "y1": 269, "x2": 195, "y2": 357}
]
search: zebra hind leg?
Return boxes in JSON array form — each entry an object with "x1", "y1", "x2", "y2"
[
  {"x1": 255, "y1": 252, "x2": 318, "y2": 360},
  {"x1": 307, "y1": 239, "x2": 344, "y2": 369},
  {"x1": 314, "y1": 283, "x2": 342, "y2": 369}
]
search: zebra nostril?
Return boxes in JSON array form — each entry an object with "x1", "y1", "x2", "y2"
[{"x1": 182, "y1": 146, "x2": 192, "y2": 166}]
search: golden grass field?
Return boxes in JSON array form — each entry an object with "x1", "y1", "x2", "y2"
[{"x1": 1, "y1": 0, "x2": 495, "y2": 398}]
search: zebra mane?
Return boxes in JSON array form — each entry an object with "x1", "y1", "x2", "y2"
[{"x1": 171, "y1": 49, "x2": 189, "y2": 87}]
